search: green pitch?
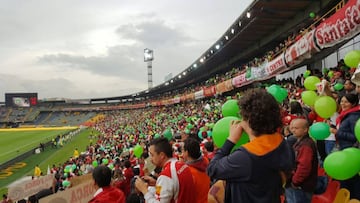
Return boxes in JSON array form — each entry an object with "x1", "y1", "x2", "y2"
[
  {"x1": 0, "y1": 128, "x2": 98, "y2": 196},
  {"x1": 0, "y1": 129, "x2": 71, "y2": 164}
]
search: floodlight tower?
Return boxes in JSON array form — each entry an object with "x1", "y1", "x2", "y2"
[{"x1": 144, "y1": 48, "x2": 154, "y2": 89}]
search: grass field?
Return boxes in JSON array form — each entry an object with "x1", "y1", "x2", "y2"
[
  {"x1": 0, "y1": 128, "x2": 98, "y2": 196},
  {"x1": 0, "y1": 127, "x2": 77, "y2": 164}
]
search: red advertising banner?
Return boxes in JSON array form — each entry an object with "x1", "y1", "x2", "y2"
[
  {"x1": 203, "y1": 86, "x2": 216, "y2": 97},
  {"x1": 185, "y1": 93, "x2": 195, "y2": 101},
  {"x1": 265, "y1": 53, "x2": 287, "y2": 75},
  {"x1": 216, "y1": 79, "x2": 234, "y2": 93},
  {"x1": 180, "y1": 95, "x2": 187, "y2": 102},
  {"x1": 232, "y1": 73, "x2": 248, "y2": 87},
  {"x1": 285, "y1": 29, "x2": 320, "y2": 66},
  {"x1": 315, "y1": 0, "x2": 360, "y2": 49}
]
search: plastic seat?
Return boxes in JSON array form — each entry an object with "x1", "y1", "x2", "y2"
[
  {"x1": 311, "y1": 180, "x2": 340, "y2": 203},
  {"x1": 333, "y1": 188, "x2": 350, "y2": 203}
]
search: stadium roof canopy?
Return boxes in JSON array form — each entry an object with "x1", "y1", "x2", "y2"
[{"x1": 90, "y1": 0, "x2": 341, "y2": 103}]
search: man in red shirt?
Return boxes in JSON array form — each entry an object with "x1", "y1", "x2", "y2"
[
  {"x1": 135, "y1": 137, "x2": 196, "y2": 203},
  {"x1": 89, "y1": 165, "x2": 125, "y2": 203}
]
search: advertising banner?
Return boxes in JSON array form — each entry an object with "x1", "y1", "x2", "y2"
[
  {"x1": 203, "y1": 86, "x2": 216, "y2": 97},
  {"x1": 315, "y1": 0, "x2": 360, "y2": 49},
  {"x1": 39, "y1": 180, "x2": 94, "y2": 203},
  {"x1": 285, "y1": 29, "x2": 320, "y2": 66},
  {"x1": 215, "y1": 79, "x2": 234, "y2": 93},
  {"x1": 194, "y1": 90, "x2": 204, "y2": 100},
  {"x1": 8, "y1": 174, "x2": 54, "y2": 201},
  {"x1": 265, "y1": 53, "x2": 287, "y2": 76}
]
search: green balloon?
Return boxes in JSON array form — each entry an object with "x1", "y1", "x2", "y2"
[
  {"x1": 304, "y1": 70, "x2": 311, "y2": 78},
  {"x1": 92, "y1": 160, "x2": 98, "y2": 167},
  {"x1": 354, "y1": 118, "x2": 360, "y2": 142},
  {"x1": 72, "y1": 164, "x2": 77, "y2": 170},
  {"x1": 344, "y1": 50, "x2": 360, "y2": 68},
  {"x1": 154, "y1": 133, "x2": 160, "y2": 138},
  {"x1": 304, "y1": 76, "x2": 321, "y2": 91},
  {"x1": 186, "y1": 123, "x2": 194, "y2": 129},
  {"x1": 309, "y1": 122, "x2": 330, "y2": 140},
  {"x1": 102, "y1": 158, "x2": 109, "y2": 165},
  {"x1": 301, "y1": 91, "x2": 318, "y2": 107},
  {"x1": 314, "y1": 96, "x2": 337, "y2": 119},
  {"x1": 163, "y1": 129, "x2": 172, "y2": 141},
  {"x1": 267, "y1": 84, "x2": 287, "y2": 103},
  {"x1": 328, "y1": 70, "x2": 334, "y2": 78},
  {"x1": 62, "y1": 180, "x2": 71, "y2": 187},
  {"x1": 108, "y1": 163, "x2": 114, "y2": 170},
  {"x1": 324, "y1": 150, "x2": 360, "y2": 180},
  {"x1": 333, "y1": 83, "x2": 344, "y2": 91},
  {"x1": 212, "y1": 117, "x2": 249, "y2": 150},
  {"x1": 343, "y1": 147, "x2": 360, "y2": 165},
  {"x1": 185, "y1": 129, "x2": 190, "y2": 134},
  {"x1": 133, "y1": 144, "x2": 143, "y2": 158},
  {"x1": 222, "y1": 99, "x2": 240, "y2": 117},
  {"x1": 309, "y1": 12, "x2": 315, "y2": 18}
]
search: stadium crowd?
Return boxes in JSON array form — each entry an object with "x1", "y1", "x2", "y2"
[{"x1": 3, "y1": 58, "x2": 360, "y2": 203}]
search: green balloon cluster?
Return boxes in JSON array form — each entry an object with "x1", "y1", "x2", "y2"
[
  {"x1": 344, "y1": 50, "x2": 360, "y2": 68},
  {"x1": 221, "y1": 99, "x2": 240, "y2": 117},
  {"x1": 267, "y1": 84, "x2": 288, "y2": 103},
  {"x1": 324, "y1": 148, "x2": 360, "y2": 180},
  {"x1": 301, "y1": 91, "x2": 318, "y2": 107},
  {"x1": 309, "y1": 122, "x2": 330, "y2": 140},
  {"x1": 133, "y1": 144, "x2": 143, "y2": 158},
  {"x1": 314, "y1": 96, "x2": 337, "y2": 119},
  {"x1": 304, "y1": 76, "x2": 321, "y2": 91},
  {"x1": 212, "y1": 116, "x2": 249, "y2": 151}
]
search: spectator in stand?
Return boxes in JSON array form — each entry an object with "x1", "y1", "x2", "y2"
[
  {"x1": 135, "y1": 137, "x2": 196, "y2": 203},
  {"x1": 89, "y1": 165, "x2": 125, "y2": 203},
  {"x1": 182, "y1": 138, "x2": 210, "y2": 203},
  {"x1": 286, "y1": 118, "x2": 318, "y2": 203},
  {"x1": 123, "y1": 160, "x2": 134, "y2": 197},
  {"x1": 333, "y1": 93, "x2": 360, "y2": 199},
  {"x1": 283, "y1": 101, "x2": 306, "y2": 126},
  {"x1": 207, "y1": 88, "x2": 294, "y2": 203},
  {"x1": 203, "y1": 141, "x2": 215, "y2": 161}
]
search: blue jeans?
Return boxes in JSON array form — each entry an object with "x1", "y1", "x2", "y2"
[
  {"x1": 324, "y1": 140, "x2": 336, "y2": 155},
  {"x1": 285, "y1": 187, "x2": 312, "y2": 203}
]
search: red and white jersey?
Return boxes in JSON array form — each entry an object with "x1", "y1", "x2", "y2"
[{"x1": 144, "y1": 158, "x2": 196, "y2": 203}]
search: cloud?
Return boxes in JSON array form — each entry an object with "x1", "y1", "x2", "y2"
[{"x1": 37, "y1": 19, "x2": 198, "y2": 83}]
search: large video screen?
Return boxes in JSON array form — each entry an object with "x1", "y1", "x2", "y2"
[{"x1": 5, "y1": 93, "x2": 38, "y2": 107}]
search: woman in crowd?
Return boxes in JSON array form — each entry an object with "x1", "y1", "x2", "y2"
[{"x1": 333, "y1": 93, "x2": 360, "y2": 199}]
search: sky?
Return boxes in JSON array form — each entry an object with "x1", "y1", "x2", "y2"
[{"x1": 0, "y1": 0, "x2": 253, "y2": 101}]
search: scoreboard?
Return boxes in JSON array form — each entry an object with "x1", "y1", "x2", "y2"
[{"x1": 5, "y1": 93, "x2": 38, "y2": 107}]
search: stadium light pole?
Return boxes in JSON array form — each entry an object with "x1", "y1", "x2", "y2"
[{"x1": 144, "y1": 48, "x2": 154, "y2": 89}]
